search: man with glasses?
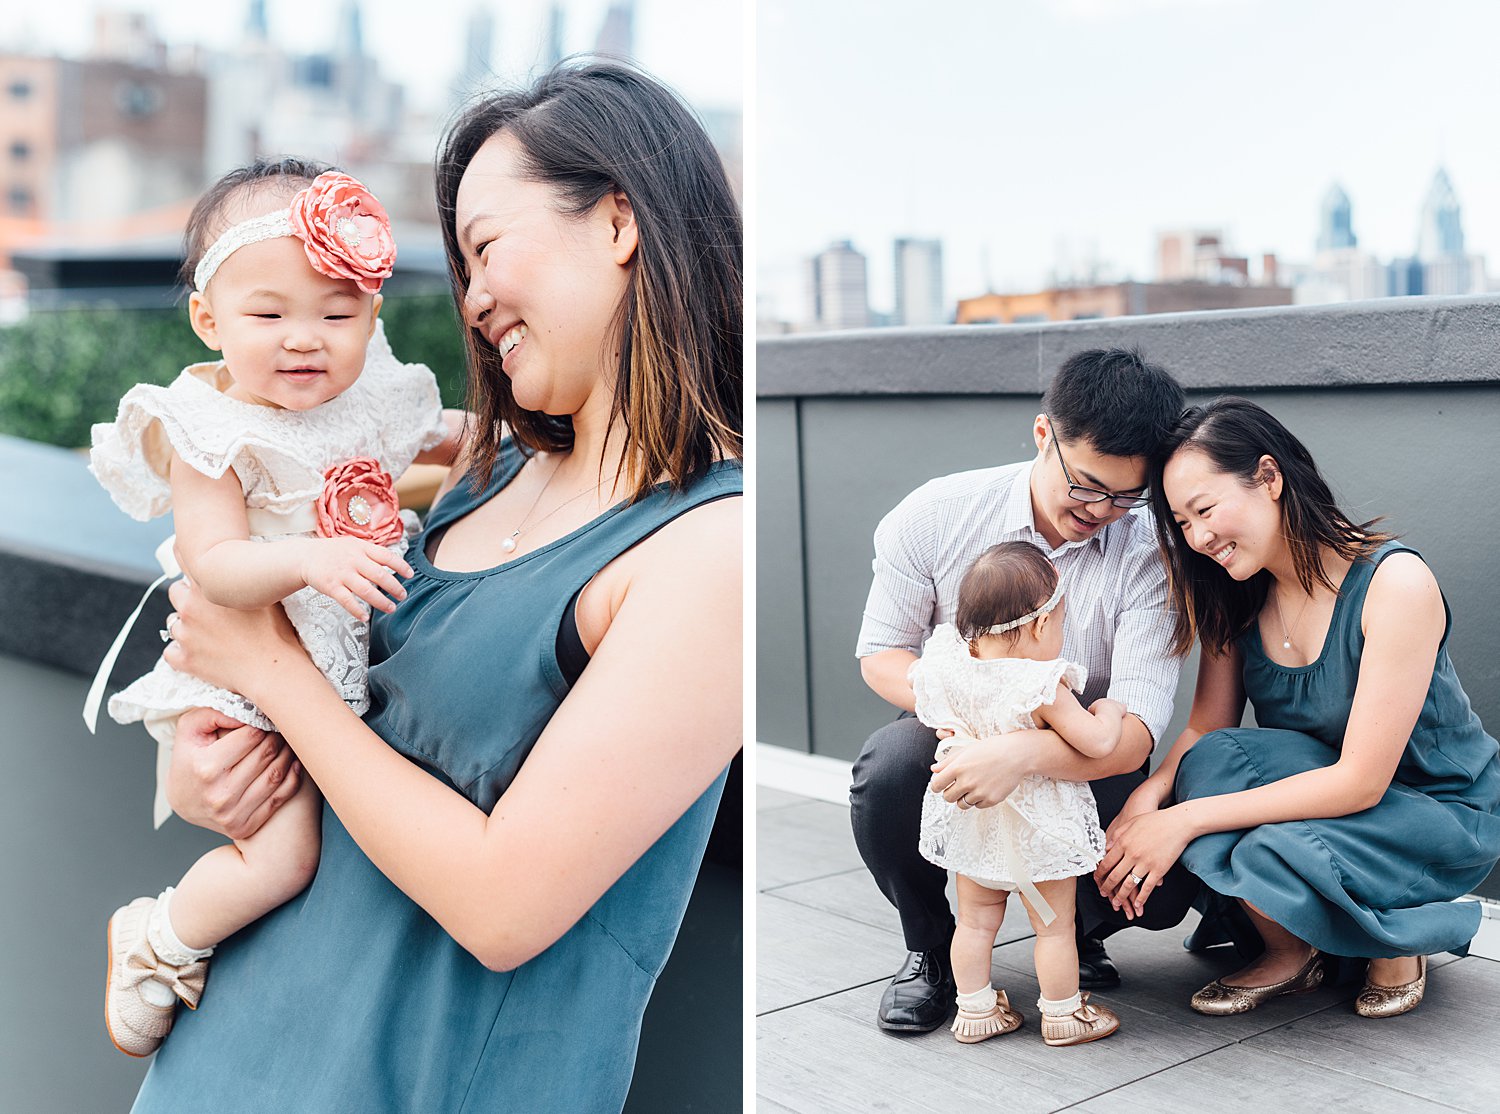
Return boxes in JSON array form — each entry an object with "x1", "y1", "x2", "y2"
[{"x1": 852, "y1": 347, "x2": 1202, "y2": 1033}]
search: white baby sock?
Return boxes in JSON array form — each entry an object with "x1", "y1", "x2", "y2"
[
  {"x1": 147, "y1": 887, "x2": 216, "y2": 967},
  {"x1": 956, "y1": 985, "x2": 998, "y2": 1013},
  {"x1": 1038, "y1": 991, "x2": 1083, "y2": 1017}
]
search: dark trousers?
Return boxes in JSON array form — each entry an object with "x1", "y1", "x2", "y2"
[{"x1": 848, "y1": 712, "x2": 1201, "y2": 953}]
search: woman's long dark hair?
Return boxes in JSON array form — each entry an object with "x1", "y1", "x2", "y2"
[
  {"x1": 1149, "y1": 397, "x2": 1393, "y2": 657},
  {"x1": 435, "y1": 58, "x2": 742, "y2": 499}
]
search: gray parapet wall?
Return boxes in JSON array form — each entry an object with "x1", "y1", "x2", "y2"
[
  {"x1": 760, "y1": 294, "x2": 1500, "y2": 396},
  {"x1": 758, "y1": 294, "x2": 1500, "y2": 778}
]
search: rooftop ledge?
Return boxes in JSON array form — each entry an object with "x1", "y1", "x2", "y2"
[
  {"x1": 756, "y1": 294, "x2": 1500, "y2": 397},
  {"x1": 0, "y1": 436, "x2": 447, "y2": 681}
]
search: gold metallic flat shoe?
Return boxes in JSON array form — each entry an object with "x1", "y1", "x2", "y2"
[
  {"x1": 949, "y1": 989, "x2": 1023, "y2": 1044},
  {"x1": 1190, "y1": 949, "x2": 1323, "y2": 1015},
  {"x1": 1041, "y1": 993, "x2": 1119, "y2": 1046},
  {"x1": 1355, "y1": 955, "x2": 1426, "y2": 1019}
]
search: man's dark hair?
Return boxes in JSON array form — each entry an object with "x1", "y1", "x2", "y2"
[{"x1": 1042, "y1": 347, "x2": 1185, "y2": 459}]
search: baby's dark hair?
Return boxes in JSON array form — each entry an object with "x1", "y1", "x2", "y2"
[
  {"x1": 179, "y1": 156, "x2": 334, "y2": 288},
  {"x1": 955, "y1": 541, "x2": 1059, "y2": 645}
]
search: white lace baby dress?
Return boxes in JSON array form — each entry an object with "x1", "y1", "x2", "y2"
[
  {"x1": 912, "y1": 623, "x2": 1107, "y2": 919},
  {"x1": 89, "y1": 320, "x2": 446, "y2": 826}
]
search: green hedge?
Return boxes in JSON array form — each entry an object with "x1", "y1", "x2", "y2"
[{"x1": 0, "y1": 294, "x2": 470, "y2": 448}]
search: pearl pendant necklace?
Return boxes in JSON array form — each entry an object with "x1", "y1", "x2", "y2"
[
  {"x1": 501, "y1": 452, "x2": 603, "y2": 557},
  {"x1": 1273, "y1": 585, "x2": 1313, "y2": 652}
]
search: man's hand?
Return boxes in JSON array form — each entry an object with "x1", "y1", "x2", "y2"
[
  {"x1": 928, "y1": 732, "x2": 1036, "y2": 810},
  {"x1": 167, "y1": 707, "x2": 302, "y2": 840}
]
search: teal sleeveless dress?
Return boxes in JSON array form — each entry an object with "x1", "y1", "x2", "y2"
[
  {"x1": 1175, "y1": 542, "x2": 1500, "y2": 958},
  {"x1": 133, "y1": 444, "x2": 742, "y2": 1113}
]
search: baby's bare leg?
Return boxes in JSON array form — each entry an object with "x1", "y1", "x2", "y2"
[
  {"x1": 168, "y1": 778, "x2": 322, "y2": 950},
  {"x1": 1020, "y1": 878, "x2": 1079, "y2": 1002},
  {"x1": 951, "y1": 874, "x2": 1009, "y2": 995}
]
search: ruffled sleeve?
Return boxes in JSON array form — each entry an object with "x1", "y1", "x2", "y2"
[
  {"x1": 359, "y1": 319, "x2": 448, "y2": 477},
  {"x1": 909, "y1": 624, "x2": 973, "y2": 736},
  {"x1": 87, "y1": 368, "x2": 244, "y2": 521},
  {"x1": 1029, "y1": 658, "x2": 1089, "y2": 715}
]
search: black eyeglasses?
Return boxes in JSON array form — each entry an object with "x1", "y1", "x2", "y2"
[{"x1": 1050, "y1": 428, "x2": 1151, "y2": 509}]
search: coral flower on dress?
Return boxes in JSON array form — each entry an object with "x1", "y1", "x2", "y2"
[
  {"x1": 288, "y1": 172, "x2": 397, "y2": 294},
  {"x1": 317, "y1": 457, "x2": 404, "y2": 545}
]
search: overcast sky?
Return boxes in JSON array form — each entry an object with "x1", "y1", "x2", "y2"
[
  {"x1": 1, "y1": 0, "x2": 743, "y2": 115},
  {"x1": 758, "y1": 0, "x2": 1500, "y2": 318}
]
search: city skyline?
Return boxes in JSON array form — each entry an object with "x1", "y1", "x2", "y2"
[
  {"x1": 758, "y1": 0, "x2": 1500, "y2": 322},
  {"x1": 1, "y1": 0, "x2": 743, "y2": 116}
]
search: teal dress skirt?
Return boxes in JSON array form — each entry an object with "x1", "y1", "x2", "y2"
[
  {"x1": 1175, "y1": 543, "x2": 1500, "y2": 959},
  {"x1": 132, "y1": 445, "x2": 743, "y2": 1113}
]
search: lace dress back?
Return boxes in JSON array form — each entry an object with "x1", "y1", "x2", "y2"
[{"x1": 913, "y1": 624, "x2": 1106, "y2": 892}]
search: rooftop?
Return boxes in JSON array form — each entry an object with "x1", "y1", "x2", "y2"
[{"x1": 757, "y1": 787, "x2": 1499, "y2": 1113}]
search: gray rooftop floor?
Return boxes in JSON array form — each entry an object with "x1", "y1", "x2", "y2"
[{"x1": 757, "y1": 788, "x2": 1498, "y2": 1113}]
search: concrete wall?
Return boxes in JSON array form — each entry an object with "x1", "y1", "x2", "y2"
[{"x1": 757, "y1": 296, "x2": 1500, "y2": 898}]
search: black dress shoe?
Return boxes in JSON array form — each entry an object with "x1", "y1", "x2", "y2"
[
  {"x1": 877, "y1": 950, "x2": 955, "y2": 1032},
  {"x1": 1078, "y1": 936, "x2": 1120, "y2": 989}
]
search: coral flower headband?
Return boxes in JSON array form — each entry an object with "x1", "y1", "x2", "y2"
[{"x1": 193, "y1": 171, "x2": 397, "y2": 294}]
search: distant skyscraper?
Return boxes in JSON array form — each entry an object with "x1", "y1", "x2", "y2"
[
  {"x1": 595, "y1": 2, "x2": 636, "y2": 60},
  {"x1": 246, "y1": 0, "x2": 269, "y2": 41},
  {"x1": 1418, "y1": 167, "x2": 1465, "y2": 260},
  {"x1": 1317, "y1": 183, "x2": 1356, "y2": 251},
  {"x1": 893, "y1": 237, "x2": 945, "y2": 326},
  {"x1": 807, "y1": 241, "x2": 870, "y2": 330},
  {"x1": 1417, "y1": 168, "x2": 1481, "y2": 295}
]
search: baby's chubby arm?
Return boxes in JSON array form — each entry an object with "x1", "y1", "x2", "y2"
[
  {"x1": 413, "y1": 409, "x2": 469, "y2": 468},
  {"x1": 1030, "y1": 684, "x2": 1125, "y2": 759},
  {"x1": 169, "y1": 453, "x2": 412, "y2": 621}
]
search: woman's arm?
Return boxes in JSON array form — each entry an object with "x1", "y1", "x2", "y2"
[
  {"x1": 1176, "y1": 554, "x2": 1441, "y2": 828},
  {"x1": 170, "y1": 454, "x2": 411, "y2": 619},
  {"x1": 1100, "y1": 555, "x2": 1443, "y2": 913},
  {"x1": 165, "y1": 498, "x2": 741, "y2": 972},
  {"x1": 1030, "y1": 685, "x2": 1123, "y2": 758},
  {"x1": 1130, "y1": 641, "x2": 1248, "y2": 813}
]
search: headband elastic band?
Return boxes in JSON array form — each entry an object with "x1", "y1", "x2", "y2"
[
  {"x1": 981, "y1": 579, "x2": 1065, "y2": 636},
  {"x1": 193, "y1": 208, "x2": 296, "y2": 292}
]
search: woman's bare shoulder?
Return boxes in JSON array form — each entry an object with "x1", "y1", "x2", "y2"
[{"x1": 1362, "y1": 550, "x2": 1442, "y2": 637}]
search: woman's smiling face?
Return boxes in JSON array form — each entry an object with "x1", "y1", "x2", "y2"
[
  {"x1": 1162, "y1": 446, "x2": 1284, "y2": 580},
  {"x1": 453, "y1": 132, "x2": 637, "y2": 417}
]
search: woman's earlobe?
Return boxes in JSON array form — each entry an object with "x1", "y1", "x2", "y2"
[
  {"x1": 1257, "y1": 455, "x2": 1283, "y2": 498},
  {"x1": 609, "y1": 191, "x2": 638, "y2": 265}
]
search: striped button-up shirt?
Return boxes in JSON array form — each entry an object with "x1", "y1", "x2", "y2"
[{"x1": 856, "y1": 460, "x2": 1181, "y2": 743}]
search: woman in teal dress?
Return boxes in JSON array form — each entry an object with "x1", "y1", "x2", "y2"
[
  {"x1": 133, "y1": 60, "x2": 742, "y2": 1111},
  {"x1": 1095, "y1": 397, "x2": 1500, "y2": 1018}
]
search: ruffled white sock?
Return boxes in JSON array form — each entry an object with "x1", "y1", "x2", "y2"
[
  {"x1": 1038, "y1": 991, "x2": 1083, "y2": 1017},
  {"x1": 147, "y1": 887, "x2": 215, "y2": 966},
  {"x1": 956, "y1": 985, "x2": 998, "y2": 1012}
]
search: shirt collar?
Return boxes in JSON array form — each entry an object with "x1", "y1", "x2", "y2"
[{"x1": 1005, "y1": 459, "x2": 1112, "y2": 559}]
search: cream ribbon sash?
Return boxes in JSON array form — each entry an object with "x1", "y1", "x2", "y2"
[
  {"x1": 81, "y1": 503, "x2": 323, "y2": 733},
  {"x1": 82, "y1": 536, "x2": 181, "y2": 733},
  {"x1": 935, "y1": 732, "x2": 1096, "y2": 927}
]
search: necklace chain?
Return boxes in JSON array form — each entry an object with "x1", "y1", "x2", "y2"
[
  {"x1": 501, "y1": 455, "x2": 603, "y2": 554},
  {"x1": 1272, "y1": 585, "x2": 1314, "y2": 651}
]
